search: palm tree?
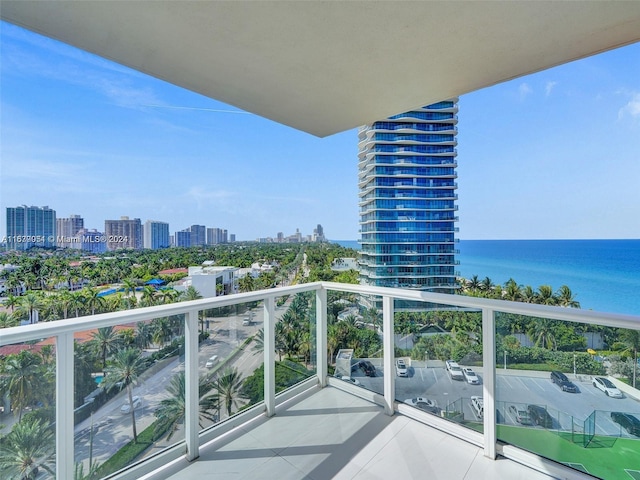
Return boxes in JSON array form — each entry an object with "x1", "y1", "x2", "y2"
[
  {"x1": 0, "y1": 311, "x2": 18, "y2": 329},
  {"x1": 527, "y1": 319, "x2": 558, "y2": 350},
  {"x1": 103, "y1": 348, "x2": 147, "y2": 442},
  {"x1": 180, "y1": 286, "x2": 202, "y2": 302},
  {"x1": 151, "y1": 317, "x2": 173, "y2": 347},
  {"x1": 238, "y1": 274, "x2": 255, "y2": 293},
  {"x1": 70, "y1": 291, "x2": 86, "y2": 317},
  {"x1": 364, "y1": 307, "x2": 381, "y2": 332},
  {"x1": 157, "y1": 288, "x2": 178, "y2": 305},
  {"x1": 536, "y1": 285, "x2": 557, "y2": 306},
  {"x1": 480, "y1": 276, "x2": 494, "y2": 293},
  {"x1": 503, "y1": 278, "x2": 522, "y2": 301},
  {"x1": 135, "y1": 321, "x2": 154, "y2": 349},
  {"x1": 122, "y1": 278, "x2": 138, "y2": 300},
  {"x1": 619, "y1": 329, "x2": 640, "y2": 388},
  {"x1": 54, "y1": 290, "x2": 71, "y2": 319},
  {"x1": 16, "y1": 293, "x2": 43, "y2": 324},
  {"x1": 520, "y1": 285, "x2": 537, "y2": 303},
  {"x1": 3, "y1": 294, "x2": 20, "y2": 312},
  {"x1": 216, "y1": 367, "x2": 245, "y2": 418},
  {"x1": 556, "y1": 285, "x2": 580, "y2": 308},
  {"x1": 153, "y1": 372, "x2": 218, "y2": 440},
  {"x1": 252, "y1": 328, "x2": 265, "y2": 355},
  {"x1": 140, "y1": 285, "x2": 156, "y2": 306},
  {"x1": 83, "y1": 287, "x2": 106, "y2": 315},
  {"x1": 0, "y1": 350, "x2": 43, "y2": 420},
  {"x1": 0, "y1": 417, "x2": 55, "y2": 480},
  {"x1": 90, "y1": 326, "x2": 122, "y2": 369}
]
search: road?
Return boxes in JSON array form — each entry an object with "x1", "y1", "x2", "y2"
[{"x1": 73, "y1": 301, "x2": 284, "y2": 469}]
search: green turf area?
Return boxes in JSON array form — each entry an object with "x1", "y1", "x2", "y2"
[{"x1": 497, "y1": 425, "x2": 640, "y2": 480}]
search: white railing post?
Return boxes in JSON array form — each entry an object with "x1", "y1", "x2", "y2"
[
  {"x1": 264, "y1": 296, "x2": 276, "y2": 416},
  {"x1": 382, "y1": 296, "x2": 395, "y2": 416},
  {"x1": 482, "y1": 307, "x2": 497, "y2": 459},
  {"x1": 56, "y1": 332, "x2": 74, "y2": 480},
  {"x1": 316, "y1": 287, "x2": 328, "y2": 387},
  {"x1": 185, "y1": 309, "x2": 200, "y2": 461}
]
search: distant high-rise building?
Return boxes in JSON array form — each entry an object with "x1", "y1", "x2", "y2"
[
  {"x1": 57, "y1": 214, "x2": 84, "y2": 248},
  {"x1": 144, "y1": 220, "x2": 170, "y2": 249},
  {"x1": 358, "y1": 100, "x2": 459, "y2": 302},
  {"x1": 104, "y1": 216, "x2": 142, "y2": 250},
  {"x1": 206, "y1": 227, "x2": 227, "y2": 245},
  {"x1": 176, "y1": 229, "x2": 191, "y2": 248},
  {"x1": 190, "y1": 224, "x2": 206, "y2": 246},
  {"x1": 313, "y1": 224, "x2": 325, "y2": 242},
  {"x1": 277, "y1": 232, "x2": 284, "y2": 243},
  {"x1": 229, "y1": 234, "x2": 235, "y2": 243},
  {"x1": 76, "y1": 228, "x2": 107, "y2": 253},
  {"x1": 6, "y1": 205, "x2": 56, "y2": 250}
]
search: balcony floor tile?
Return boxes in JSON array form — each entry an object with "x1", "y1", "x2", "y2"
[{"x1": 152, "y1": 386, "x2": 556, "y2": 480}]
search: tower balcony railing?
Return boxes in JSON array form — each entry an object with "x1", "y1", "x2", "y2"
[{"x1": 1, "y1": 283, "x2": 638, "y2": 480}]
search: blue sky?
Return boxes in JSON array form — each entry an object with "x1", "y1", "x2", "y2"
[{"x1": 1, "y1": 22, "x2": 639, "y2": 241}]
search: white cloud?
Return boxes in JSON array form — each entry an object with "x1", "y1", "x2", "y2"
[
  {"x1": 618, "y1": 91, "x2": 640, "y2": 120},
  {"x1": 545, "y1": 81, "x2": 558, "y2": 97},
  {"x1": 518, "y1": 82, "x2": 533, "y2": 100}
]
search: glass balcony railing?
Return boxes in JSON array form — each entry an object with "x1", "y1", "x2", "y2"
[{"x1": 1, "y1": 282, "x2": 638, "y2": 480}]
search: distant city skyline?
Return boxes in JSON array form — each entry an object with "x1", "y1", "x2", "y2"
[
  {"x1": 3, "y1": 204, "x2": 326, "y2": 250},
  {"x1": 1, "y1": 22, "x2": 639, "y2": 241}
]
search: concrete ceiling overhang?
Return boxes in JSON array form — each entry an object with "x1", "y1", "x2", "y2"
[{"x1": 2, "y1": 1, "x2": 640, "y2": 137}]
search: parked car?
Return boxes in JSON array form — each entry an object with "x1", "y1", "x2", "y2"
[
  {"x1": 341, "y1": 376, "x2": 361, "y2": 386},
  {"x1": 550, "y1": 371, "x2": 578, "y2": 393},
  {"x1": 592, "y1": 377, "x2": 623, "y2": 398},
  {"x1": 120, "y1": 396, "x2": 142, "y2": 414},
  {"x1": 404, "y1": 397, "x2": 435, "y2": 408},
  {"x1": 462, "y1": 367, "x2": 480, "y2": 385},
  {"x1": 396, "y1": 358, "x2": 408, "y2": 377},
  {"x1": 404, "y1": 397, "x2": 441, "y2": 414},
  {"x1": 360, "y1": 360, "x2": 377, "y2": 377},
  {"x1": 205, "y1": 355, "x2": 219, "y2": 368},
  {"x1": 611, "y1": 412, "x2": 640, "y2": 437},
  {"x1": 471, "y1": 396, "x2": 483, "y2": 418},
  {"x1": 508, "y1": 405, "x2": 532, "y2": 425},
  {"x1": 445, "y1": 360, "x2": 464, "y2": 381},
  {"x1": 351, "y1": 360, "x2": 364, "y2": 372},
  {"x1": 242, "y1": 316, "x2": 251, "y2": 326},
  {"x1": 527, "y1": 404, "x2": 553, "y2": 428}
]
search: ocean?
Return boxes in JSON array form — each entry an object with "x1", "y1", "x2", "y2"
[{"x1": 331, "y1": 239, "x2": 640, "y2": 316}]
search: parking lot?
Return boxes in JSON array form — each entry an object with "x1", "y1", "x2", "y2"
[{"x1": 346, "y1": 360, "x2": 640, "y2": 438}]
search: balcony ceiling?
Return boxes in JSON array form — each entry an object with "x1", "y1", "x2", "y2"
[{"x1": 2, "y1": 1, "x2": 640, "y2": 137}]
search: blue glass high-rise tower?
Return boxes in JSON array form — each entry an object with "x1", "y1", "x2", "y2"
[{"x1": 358, "y1": 100, "x2": 459, "y2": 299}]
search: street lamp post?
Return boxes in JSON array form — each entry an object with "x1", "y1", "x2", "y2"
[
  {"x1": 573, "y1": 353, "x2": 577, "y2": 376},
  {"x1": 504, "y1": 350, "x2": 507, "y2": 370}
]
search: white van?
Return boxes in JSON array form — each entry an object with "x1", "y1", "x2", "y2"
[{"x1": 205, "y1": 355, "x2": 218, "y2": 368}]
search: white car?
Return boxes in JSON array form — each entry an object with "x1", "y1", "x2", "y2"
[
  {"x1": 404, "y1": 397, "x2": 441, "y2": 414},
  {"x1": 592, "y1": 377, "x2": 623, "y2": 398},
  {"x1": 445, "y1": 360, "x2": 464, "y2": 381},
  {"x1": 396, "y1": 358, "x2": 408, "y2": 377},
  {"x1": 341, "y1": 376, "x2": 361, "y2": 386},
  {"x1": 404, "y1": 397, "x2": 435, "y2": 408},
  {"x1": 471, "y1": 396, "x2": 484, "y2": 418},
  {"x1": 462, "y1": 367, "x2": 480, "y2": 384},
  {"x1": 120, "y1": 396, "x2": 142, "y2": 414},
  {"x1": 205, "y1": 355, "x2": 219, "y2": 368}
]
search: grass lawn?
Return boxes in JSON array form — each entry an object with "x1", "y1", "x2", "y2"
[{"x1": 497, "y1": 425, "x2": 640, "y2": 480}]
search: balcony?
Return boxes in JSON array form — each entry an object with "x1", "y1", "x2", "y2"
[{"x1": 2, "y1": 282, "x2": 638, "y2": 480}]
